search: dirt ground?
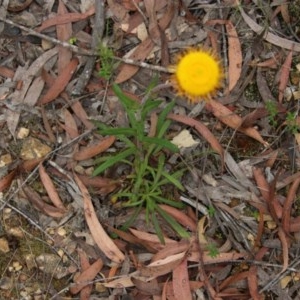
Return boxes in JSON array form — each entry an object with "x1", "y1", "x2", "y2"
[{"x1": 1, "y1": 0, "x2": 300, "y2": 299}]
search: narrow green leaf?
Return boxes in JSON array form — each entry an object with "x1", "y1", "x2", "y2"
[
  {"x1": 141, "y1": 99, "x2": 162, "y2": 121},
  {"x1": 156, "y1": 206, "x2": 190, "y2": 239},
  {"x1": 157, "y1": 100, "x2": 175, "y2": 131},
  {"x1": 152, "y1": 212, "x2": 165, "y2": 244},
  {"x1": 152, "y1": 195, "x2": 185, "y2": 208},
  {"x1": 92, "y1": 147, "x2": 135, "y2": 176},
  {"x1": 99, "y1": 127, "x2": 136, "y2": 136},
  {"x1": 140, "y1": 136, "x2": 179, "y2": 153},
  {"x1": 161, "y1": 172, "x2": 184, "y2": 191}
]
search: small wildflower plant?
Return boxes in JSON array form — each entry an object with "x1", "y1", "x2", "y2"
[
  {"x1": 171, "y1": 48, "x2": 223, "y2": 102},
  {"x1": 93, "y1": 84, "x2": 189, "y2": 243}
]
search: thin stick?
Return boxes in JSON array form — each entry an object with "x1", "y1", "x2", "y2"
[{"x1": 0, "y1": 15, "x2": 172, "y2": 73}]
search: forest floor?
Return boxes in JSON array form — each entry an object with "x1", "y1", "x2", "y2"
[{"x1": 1, "y1": 0, "x2": 300, "y2": 299}]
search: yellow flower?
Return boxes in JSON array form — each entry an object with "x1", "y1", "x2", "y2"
[{"x1": 171, "y1": 49, "x2": 222, "y2": 102}]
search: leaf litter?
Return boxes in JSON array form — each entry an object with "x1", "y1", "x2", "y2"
[{"x1": 1, "y1": 1, "x2": 300, "y2": 299}]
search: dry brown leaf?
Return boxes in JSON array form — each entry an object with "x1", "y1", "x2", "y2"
[
  {"x1": 38, "y1": 58, "x2": 78, "y2": 105},
  {"x1": 206, "y1": 99, "x2": 268, "y2": 146},
  {"x1": 151, "y1": 239, "x2": 190, "y2": 262},
  {"x1": 131, "y1": 276, "x2": 161, "y2": 296},
  {"x1": 38, "y1": 163, "x2": 67, "y2": 211},
  {"x1": 67, "y1": 96, "x2": 94, "y2": 130},
  {"x1": 75, "y1": 174, "x2": 119, "y2": 195},
  {"x1": 57, "y1": 0, "x2": 72, "y2": 74},
  {"x1": 172, "y1": 258, "x2": 192, "y2": 300},
  {"x1": 168, "y1": 113, "x2": 224, "y2": 167},
  {"x1": 0, "y1": 66, "x2": 14, "y2": 78},
  {"x1": 129, "y1": 228, "x2": 177, "y2": 251},
  {"x1": 23, "y1": 186, "x2": 66, "y2": 218},
  {"x1": 70, "y1": 258, "x2": 103, "y2": 294},
  {"x1": 248, "y1": 266, "x2": 261, "y2": 300},
  {"x1": 73, "y1": 136, "x2": 115, "y2": 161},
  {"x1": 278, "y1": 227, "x2": 289, "y2": 272},
  {"x1": 226, "y1": 21, "x2": 242, "y2": 91},
  {"x1": 61, "y1": 108, "x2": 79, "y2": 139},
  {"x1": 77, "y1": 249, "x2": 93, "y2": 300},
  {"x1": 74, "y1": 174, "x2": 125, "y2": 263},
  {"x1": 139, "y1": 251, "x2": 186, "y2": 277},
  {"x1": 278, "y1": 47, "x2": 293, "y2": 103},
  {"x1": 282, "y1": 176, "x2": 300, "y2": 233},
  {"x1": 36, "y1": 7, "x2": 95, "y2": 32},
  {"x1": 0, "y1": 168, "x2": 17, "y2": 192}
]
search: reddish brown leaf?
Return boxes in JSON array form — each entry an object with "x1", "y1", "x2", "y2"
[
  {"x1": 70, "y1": 259, "x2": 103, "y2": 294},
  {"x1": 172, "y1": 258, "x2": 192, "y2": 300},
  {"x1": 278, "y1": 227, "x2": 289, "y2": 272},
  {"x1": 38, "y1": 164, "x2": 67, "y2": 211},
  {"x1": 206, "y1": 100, "x2": 268, "y2": 146},
  {"x1": 168, "y1": 113, "x2": 224, "y2": 167},
  {"x1": 36, "y1": 7, "x2": 95, "y2": 32},
  {"x1": 0, "y1": 66, "x2": 14, "y2": 78},
  {"x1": 61, "y1": 108, "x2": 79, "y2": 139},
  {"x1": 0, "y1": 169, "x2": 17, "y2": 192},
  {"x1": 73, "y1": 136, "x2": 116, "y2": 161},
  {"x1": 226, "y1": 21, "x2": 242, "y2": 92},
  {"x1": 23, "y1": 186, "x2": 66, "y2": 218},
  {"x1": 278, "y1": 48, "x2": 293, "y2": 103},
  {"x1": 57, "y1": 0, "x2": 72, "y2": 74},
  {"x1": 248, "y1": 266, "x2": 261, "y2": 300},
  {"x1": 38, "y1": 58, "x2": 78, "y2": 105},
  {"x1": 139, "y1": 251, "x2": 186, "y2": 277},
  {"x1": 74, "y1": 175, "x2": 125, "y2": 263},
  {"x1": 282, "y1": 176, "x2": 300, "y2": 232}
]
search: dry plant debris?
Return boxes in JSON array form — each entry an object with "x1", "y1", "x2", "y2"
[{"x1": 1, "y1": 0, "x2": 300, "y2": 299}]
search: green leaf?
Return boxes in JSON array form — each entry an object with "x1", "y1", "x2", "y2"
[
  {"x1": 161, "y1": 172, "x2": 184, "y2": 191},
  {"x1": 112, "y1": 84, "x2": 139, "y2": 110},
  {"x1": 93, "y1": 147, "x2": 135, "y2": 176},
  {"x1": 141, "y1": 99, "x2": 162, "y2": 121},
  {"x1": 99, "y1": 127, "x2": 136, "y2": 136},
  {"x1": 152, "y1": 195, "x2": 185, "y2": 208},
  {"x1": 156, "y1": 206, "x2": 190, "y2": 239},
  {"x1": 157, "y1": 100, "x2": 175, "y2": 131},
  {"x1": 152, "y1": 154, "x2": 165, "y2": 188},
  {"x1": 152, "y1": 212, "x2": 165, "y2": 244},
  {"x1": 140, "y1": 136, "x2": 179, "y2": 153}
]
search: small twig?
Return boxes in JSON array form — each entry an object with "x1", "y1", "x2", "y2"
[{"x1": 0, "y1": 15, "x2": 172, "y2": 74}]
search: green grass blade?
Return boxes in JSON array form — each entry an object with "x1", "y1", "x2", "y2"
[
  {"x1": 93, "y1": 147, "x2": 135, "y2": 176},
  {"x1": 141, "y1": 99, "x2": 162, "y2": 121},
  {"x1": 159, "y1": 170, "x2": 185, "y2": 191},
  {"x1": 157, "y1": 100, "x2": 175, "y2": 131},
  {"x1": 99, "y1": 127, "x2": 136, "y2": 136},
  {"x1": 140, "y1": 136, "x2": 179, "y2": 153},
  {"x1": 152, "y1": 195, "x2": 185, "y2": 208},
  {"x1": 156, "y1": 206, "x2": 190, "y2": 239},
  {"x1": 152, "y1": 212, "x2": 165, "y2": 244}
]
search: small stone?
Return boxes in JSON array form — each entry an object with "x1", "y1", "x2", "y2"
[
  {"x1": 57, "y1": 227, "x2": 66, "y2": 237},
  {"x1": 7, "y1": 227, "x2": 24, "y2": 238},
  {"x1": 16, "y1": 127, "x2": 30, "y2": 139},
  {"x1": 20, "y1": 137, "x2": 51, "y2": 160},
  {"x1": 12, "y1": 261, "x2": 22, "y2": 271},
  {"x1": 0, "y1": 237, "x2": 10, "y2": 253},
  {"x1": 0, "y1": 276, "x2": 13, "y2": 290},
  {"x1": 0, "y1": 154, "x2": 12, "y2": 167}
]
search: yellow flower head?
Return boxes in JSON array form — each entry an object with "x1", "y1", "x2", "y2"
[{"x1": 171, "y1": 49, "x2": 222, "y2": 102}]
